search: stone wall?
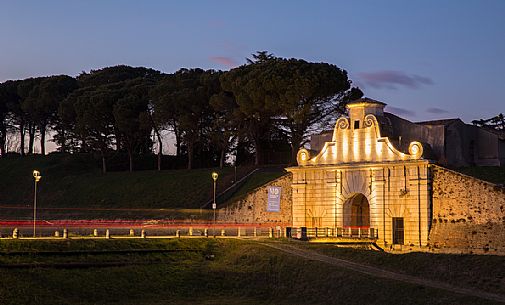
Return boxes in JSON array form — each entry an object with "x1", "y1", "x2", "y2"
[
  {"x1": 429, "y1": 165, "x2": 505, "y2": 254},
  {"x1": 218, "y1": 174, "x2": 292, "y2": 225}
]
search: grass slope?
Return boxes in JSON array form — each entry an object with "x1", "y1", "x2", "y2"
[
  {"x1": 456, "y1": 166, "x2": 505, "y2": 185},
  {"x1": 0, "y1": 239, "x2": 502, "y2": 305},
  {"x1": 0, "y1": 155, "x2": 285, "y2": 219}
]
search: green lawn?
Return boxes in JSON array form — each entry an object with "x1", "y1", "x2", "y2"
[
  {"x1": 0, "y1": 155, "x2": 281, "y2": 220},
  {"x1": 456, "y1": 166, "x2": 505, "y2": 185},
  {"x1": 225, "y1": 169, "x2": 287, "y2": 204},
  {"x1": 302, "y1": 243, "x2": 505, "y2": 296},
  {"x1": 0, "y1": 239, "x2": 502, "y2": 305}
]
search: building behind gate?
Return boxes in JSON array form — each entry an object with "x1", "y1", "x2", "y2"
[{"x1": 286, "y1": 98, "x2": 431, "y2": 247}]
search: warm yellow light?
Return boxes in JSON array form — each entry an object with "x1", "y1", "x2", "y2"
[
  {"x1": 364, "y1": 130, "x2": 372, "y2": 160},
  {"x1": 33, "y1": 170, "x2": 41, "y2": 182},
  {"x1": 342, "y1": 132, "x2": 348, "y2": 162},
  {"x1": 376, "y1": 142, "x2": 382, "y2": 158},
  {"x1": 212, "y1": 172, "x2": 218, "y2": 181},
  {"x1": 353, "y1": 132, "x2": 359, "y2": 162}
]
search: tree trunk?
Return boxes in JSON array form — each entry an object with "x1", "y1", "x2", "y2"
[
  {"x1": 128, "y1": 149, "x2": 133, "y2": 172},
  {"x1": 40, "y1": 125, "x2": 46, "y2": 155},
  {"x1": 0, "y1": 124, "x2": 6, "y2": 157},
  {"x1": 101, "y1": 152, "x2": 107, "y2": 174},
  {"x1": 114, "y1": 128, "x2": 121, "y2": 152},
  {"x1": 60, "y1": 127, "x2": 67, "y2": 153},
  {"x1": 187, "y1": 141, "x2": 193, "y2": 170},
  {"x1": 290, "y1": 132, "x2": 303, "y2": 165},
  {"x1": 173, "y1": 120, "x2": 181, "y2": 156},
  {"x1": 148, "y1": 114, "x2": 163, "y2": 171},
  {"x1": 254, "y1": 138, "x2": 262, "y2": 166},
  {"x1": 28, "y1": 122, "x2": 35, "y2": 154},
  {"x1": 19, "y1": 121, "x2": 25, "y2": 156},
  {"x1": 219, "y1": 148, "x2": 225, "y2": 169},
  {"x1": 155, "y1": 129, "x2": 162, "y2": 171}
]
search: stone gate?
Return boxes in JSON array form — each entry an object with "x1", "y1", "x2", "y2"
[{"x1": 286, "y1": 98, "x2": 431, "y2": 247}]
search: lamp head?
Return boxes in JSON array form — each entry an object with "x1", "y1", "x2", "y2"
[
  {"x1": 212, "y1": 172, "x2": 218, "y2": 181},
  {"x1": 33, "y1": 170, "x2": 41, "y2": 182}
]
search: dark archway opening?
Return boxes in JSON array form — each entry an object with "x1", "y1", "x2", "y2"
[{"x1": 343, "y1": 193, "x2": 370, "y2": 228}]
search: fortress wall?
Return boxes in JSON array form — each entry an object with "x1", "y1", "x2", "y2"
[
  {"x1": 217, "y1": 174, "x2": 292, "y2": 225},
  {"x1": 429, "y1": 165, "x2": 505, "y2": 254}
]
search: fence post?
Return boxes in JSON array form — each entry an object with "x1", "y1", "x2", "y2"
[
  {"x1": 189, "y1": 227, "x2": 193, "y2": 236},
  {"x1": 253, "y1": 227, "x2": 257, "y2": 237},
  {"x1": 237, "y1": 228, "x2": 241, "y2": 237},
  {"x1": 358, "y1": 228, "x2": 361, "y2": 238},
  {"x1": 105, "y1": 229, "x2": 110, "y2": 239},
  {"x1": 204, "y1": 228, "x2": 208, "y2": 237},
  {"x1": 286, "y1": 227, "x2": 292, "y2": 238},
  {"x1": 141, "y1": 229, "x2": 146, "y2": 238},
  {"x1": 176, "y1": 230, "x2": 180, "y2": 238},
  {"x1": 300, "y1": 227, "x2": 308, "y2": 240},
  {"x1": 269, "y1": 228, "x2": 273, "y2": 238},
  {"x1": 348, "y1": 227, "x2": 352, "y2": 237},
  {"x1": 63, "y1": 228, "x2": 68, "y2": 239}
]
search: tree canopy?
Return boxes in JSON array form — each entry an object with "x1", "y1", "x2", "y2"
[{"x1": 0, "y1": 55, "x2": 363, "y2": 171}]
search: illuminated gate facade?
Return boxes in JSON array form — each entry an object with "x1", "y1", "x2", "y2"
[{"x1": 286, "y1": 98, "x2": 431, "y2": 246}]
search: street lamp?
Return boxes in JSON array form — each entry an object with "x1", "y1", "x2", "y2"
[
  {"x1": 32, "y1": 170, "x2": 42, "y2": 238},
  {"x1": 212, "y1": 172, "x2": 218, "y2": 235}
]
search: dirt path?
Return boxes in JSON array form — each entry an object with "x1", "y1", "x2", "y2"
[{"x1": 262, "y1": 243, "x2": 505, "y2": 303}]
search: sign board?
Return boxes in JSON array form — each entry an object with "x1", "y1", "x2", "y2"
[
  {"x1": 267, "y1": 186, "x2": 281, "y2": 212},
  {"x1": 212, "y1": 203, "x2": 217, "y2": 209}
]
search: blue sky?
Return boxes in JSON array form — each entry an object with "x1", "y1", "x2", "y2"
[{"x1": 1, "y1": 0, "x2": 504, "y2": 123}]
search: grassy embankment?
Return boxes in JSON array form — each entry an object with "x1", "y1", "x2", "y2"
[
  {"x1": 0, "y1": 238, "x2": 503, "y2": 305},
  {"x1": 456, "y1": 166, "x2": 505, "y2": 185},
  {"x1": 0, "y1": 154, "x2": 285, "y2": 220}
]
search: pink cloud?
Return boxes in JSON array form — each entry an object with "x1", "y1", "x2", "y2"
[
  {"x1": 358, "y1": 70, "x2": 434, "y2": 90},
  {"x1": 209, "y1": 56, "x2": 237, "y2": 68}
]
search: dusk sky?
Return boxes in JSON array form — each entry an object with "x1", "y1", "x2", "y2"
[{"x1": 1, "y1": 0, "x2": 504, "y2": 123}]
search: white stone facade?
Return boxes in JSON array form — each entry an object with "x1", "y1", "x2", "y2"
[{"x1": 287, "y1": 98, "x2": 431, "y2": 246}]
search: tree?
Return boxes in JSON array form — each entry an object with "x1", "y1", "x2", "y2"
[
  {"x1": 112, "y1": 79, "x2": 152, "y2": 172},
  {"x1": 175, "y1": 69, "x2": 221, "y2": 170},
  {"x1": 219, "y1": 52, "x2": 281, "y2": 165},
  {"x1": 0, "y1": 81, "x2": 21, "y2": 156},
  {"x1": 17, "y1": 77, "x2": 44, "y2": 154},
  {"x1": 472, "y1": 113, "x2": 505, "y2": 131},
  {"x1": 34, "y1": 75, "x2": 78, "y2": 155},
  {"x1": 74, "y1": 86, "x2": 118, "y2": 173},
  {"x1": 152, "y1": 69, "x2": 221, "y2": 169},
  {"x1": 269, "y1": 58, "x2": 361, "y2": 163},
  {"x1": 209, "y1": 91, "x2": 238, "y2": 168},
  {"x1": 151, "y1": 73, "x2": 184, "y2": 157}
]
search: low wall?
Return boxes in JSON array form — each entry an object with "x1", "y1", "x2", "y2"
[
  {"x1": 429, "y1": 165, "x2": 505, "y2": 254},
  {"x1": 218, "y1": 174, "x2": 293, "y2": 225}
]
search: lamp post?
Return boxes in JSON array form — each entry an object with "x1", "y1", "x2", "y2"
[
  {"x1": 32, "y1": 170, "x2": 42, "y2": 238},
  {"x1": 212, "y1": 172, "x2": 218, "y2": 235}
]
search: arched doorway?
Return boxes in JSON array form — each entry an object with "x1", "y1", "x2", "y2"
[{"x1": 343, "y1": 193, "x2": 370, "y2": 228}]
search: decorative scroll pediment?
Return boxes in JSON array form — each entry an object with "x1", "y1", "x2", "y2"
[{"x1": 297, "y1": 114, "x2": 423, "y2": 166}]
